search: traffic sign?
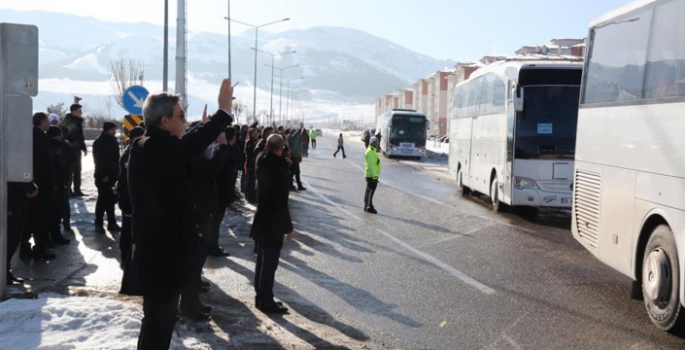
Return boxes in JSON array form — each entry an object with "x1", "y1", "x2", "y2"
[{"x1": 122, "y1": 85, "x2": 149, "y2": 115}]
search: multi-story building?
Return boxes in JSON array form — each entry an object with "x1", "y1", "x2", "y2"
[{"x1": 446, "y1": 62, "x2": 481, "y2": 134}]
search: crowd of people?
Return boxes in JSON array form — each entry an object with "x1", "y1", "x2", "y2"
[{"x1": 4, "y1": 79, "x2": 330, "y2": 349}]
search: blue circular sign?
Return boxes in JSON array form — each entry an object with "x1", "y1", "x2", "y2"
[{"x1": 122, "y1": 85, "x2": 150, "y2": 115}]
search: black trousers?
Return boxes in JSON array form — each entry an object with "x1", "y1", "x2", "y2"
[
  {"x1": 95, "y1": 181, "x2": 116, "y2": 225},
  {"x1": 69, "y1": 151, "x2": 83, "y2": 192},
  {"x1": 180, "y1": 214, "x2": 210, "y2": 310},
  {"x1": 254, "y1": 243, "x2": 282, "y2": 305},
  {"x1": 119, "y1": 214, "x2": 132, "y2": 264},
  {"x1": 290, "y1": 162, "x2": 302, "y2": 188},
  {"x1": 209, "y1": 203, "x2": 227, "y2": 250},
  {"x1": 137, "y1": 293, "x2": 180, "y2": 350},
  {"x1": 23, "y1": 196, "x2": 51, "y2": 247},
  {"x1": 247, "y1": 170, "x2": 257, "y2": 203},
  {"x1": 302, "y1": 143, "x2": 309, "y2": 157},
  {"x1": 61, "y1": 187, "x2": 71, "y2": 228},
  {"x1": 334, "y1": 146, "x2": 346, "y2": 157},
  {"x1": 364, "y1": 177, "x2": 378, "y2": 209},
  {"x1": 7, "y1": 196, "x2": 27, "y2": 268},
  {"x1": 311, "y1": 139, "x2": 316, "y2": 149}
]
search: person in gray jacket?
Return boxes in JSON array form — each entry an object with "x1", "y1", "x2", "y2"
[{"x1": 333, "y1": 133, "x2": 346, "y2": 159}]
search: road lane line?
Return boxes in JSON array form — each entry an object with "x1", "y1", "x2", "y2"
[
  {"x1": 376, "y1": 228, "x2": 496, "y2": 295},
  {"x1": 344, "y1": 159, "x2": 536, "y2": 233},
  {"x1": 303, "y1": 180, "x2": 496, "y2": 295}
]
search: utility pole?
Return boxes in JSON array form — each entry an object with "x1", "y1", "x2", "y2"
[
  {"x1": 227, "y1": 0, "x2": 231, "y2": 80},
  {"x1": 163, "y1": 0, "x2": 169, "y2": 92},
  {"x1": 176, "y1": 0, "x2": 187, "y2": 107}
]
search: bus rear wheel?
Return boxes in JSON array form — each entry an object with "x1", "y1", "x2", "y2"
[
  {"x1": 641, "y1": 225, "x2": 685, "y2": 332},
  {"x1": 458, "y1": 169, "x2": 470, "y2": 196}
]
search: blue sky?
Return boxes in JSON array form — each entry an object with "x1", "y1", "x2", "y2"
[{"x1": 3, "y1": 0, "x2": 632, "y2": 60}]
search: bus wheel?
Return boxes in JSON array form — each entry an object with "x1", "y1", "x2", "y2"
[
  {"x1": 641, "y1": 225, "x2": 685, "y2": 332},
  {"x1": 490, "y1": 178, "x2": 504, "y2": 212},
  {"x1": 458, "y1": 169, "x2": 470, "y2": 196}
]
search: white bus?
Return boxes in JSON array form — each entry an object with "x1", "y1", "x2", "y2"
[
  {"x1": 375, "y1": 109, "x2": 428, "y2": 158},
  {"x1": 448, "y1": 59, "x2": 583, "y2": 211},
  {"x1": 573, "y1": 0, "x2": 685, "y2": 331}
]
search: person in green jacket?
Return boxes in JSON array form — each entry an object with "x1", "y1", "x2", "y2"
[
  {"x1": 364, "y1": 136, "x2": 381, "y2": 214},
  {"x1": 309, "y1": 129, "x2": 317, "y2": 149}
]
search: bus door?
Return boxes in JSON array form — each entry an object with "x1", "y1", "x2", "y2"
[{"x1": 502, "y1": 102, "x2": 516, "y2": 204}]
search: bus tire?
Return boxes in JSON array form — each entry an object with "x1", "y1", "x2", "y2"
[
  {"x1": 490, "y1": 177, "x2": 504, "y2": 212},
  {"x1": 458, "y1": 169, "x2": 471, "y2": 195},
  {"x1": 641, "y1": 225, "x2": 685, "y2": 332}
]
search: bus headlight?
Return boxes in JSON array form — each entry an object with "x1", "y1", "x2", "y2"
[{"x1": 514, "y1": 177, "x2": 539, "y2": 190}]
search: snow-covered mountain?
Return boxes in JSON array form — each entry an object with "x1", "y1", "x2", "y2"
[{"x1": 0, "y1": 9, "x2": 455, "y2": 119}]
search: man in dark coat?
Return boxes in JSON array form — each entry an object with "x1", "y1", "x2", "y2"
[
  {"x1": 115, "y1": 126, "x2": 145, "y2": 265},
  {"x1": 208, "y1": 127, "x2": 239, "y2": 257},
  {"x1": 180, "y1": 123, "x2": 229, "y2": 320},
  {"x1": 47, "y1": 126, "x2": 72, "y2": 245},
  {"x1": 23, "y1": 112, "x2": 56, "y2": 260},
  {"x1": 92, "y1": 122, "x2": 120, "y2": 233},
  {"x1": 251, "y1": 134, "x2": 293, "y2": 314},
  {"x1": 60, "y1": 103, "x2": 87, "y2": 196},
  {"x1": 121, "y1": 79, "x2": 233, "y2": 350},
  {"x1": 244, "y1": 127, "x2": 260, "y2": 203}
]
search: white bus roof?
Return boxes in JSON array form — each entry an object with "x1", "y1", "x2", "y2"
[
  {"x1": 386, "y1": 109, "x2": 425, "y2": 117},
  {"x1": 589, "y1": 0, "x2": 656, "y2": 28},
  {"x1": 468, "y1": 59, "x2": 583, "y2": 82}
]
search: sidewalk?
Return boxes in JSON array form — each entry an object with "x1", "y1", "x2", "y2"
[{"x1": 1, "y1": 150, "x2": 379, "y2": 350}]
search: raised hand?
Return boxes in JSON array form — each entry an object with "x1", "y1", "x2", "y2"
[
  {"x1": 218, "y1": 79, "x2": 234, "y2": 113},
  {"x1": 202, "y1": 104, "x2": 209, "y2": 124}
]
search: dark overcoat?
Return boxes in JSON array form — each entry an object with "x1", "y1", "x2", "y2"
[
  {"x1": 250, "y1": 151, "x2": 293, "y2": 246},
  {"x1": 120, "y1": 110, "x2": 231, "y2": 297}
]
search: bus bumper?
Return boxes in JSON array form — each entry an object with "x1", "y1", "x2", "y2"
[{"x1": 511, "y1": 187, "x2": 573, "y2": 209}]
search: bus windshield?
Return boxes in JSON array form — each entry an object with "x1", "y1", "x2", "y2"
[
  {"x1": 515, "y1": 85, "x2": 580, "y2": 160},
  {"x1": 390, "y1": 115, "x2": 427, "y2": 145}
]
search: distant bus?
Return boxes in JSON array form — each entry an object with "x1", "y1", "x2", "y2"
[
  {"x1": 448, "y1": 59, "x2": 583, "y2": 211},
  {"x1": 573, "y1": 0, "x2": 685, "y2": 331},
  {"x1": 375, "y1": 109, "x2": 428, "y2": 158}
]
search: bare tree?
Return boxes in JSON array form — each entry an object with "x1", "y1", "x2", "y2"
[
  {"x1": 110, "y1": 58, "x2": 145, "y2": 109},
  {"x1": 47, "y1": 102, "x2": 66, "y2": 117},
  {"x1": 232, "y1": 99, "x2": 247, "y2": 125}
]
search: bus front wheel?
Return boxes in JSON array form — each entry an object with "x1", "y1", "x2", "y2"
[
  {"x1": 490, "y1": 177, "x2": 504, "y2": 212},
  {"x1": 641, "y1": 225, "x2": 685, "y2": 332}
]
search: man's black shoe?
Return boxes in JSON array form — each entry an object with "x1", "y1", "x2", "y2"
[
  {"x1": 255, "y1": 297, "x2": 284, "y2": 309},
  {"x1": 107, "y1": 223, "x2": 121, "y2": 232},
  {"x1": 258, "y1": 302, "x2": 289, "y2": 314},
  {"x1": 7, "y1": 272, "x2": 25, "y2": 285},
  {"x1": 69, "y1": 190, "x2": 76, "y2": 197},
  {"x1": 63, "y1": 224, "x2": 73, "y2": 234},
  {"x1": 365, "y1": 207, "x2": 378, "y2": 214},
  {"x1": 297, "y1": 186, "x2": 307, "y2": 191},
  {"x1": 32, "y1": 245, "x2": 56, "y2": 260},
  {"x1": 73, "y1": 191, "x2": 85, "y2": 197},
  {"x1": 207, "y1": 246, "x2": 231, "y2": 257},
  {"x1": 95, "y1": 225, "x2": 106, "y2": 234}
]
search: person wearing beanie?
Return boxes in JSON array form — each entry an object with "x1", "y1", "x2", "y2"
[
  {"x1": 47, "y1": 126, "x2": 73, "y2": 245},
  {"x1": 48, "y1": 113, "x2": 60, "y2": 126},
  {"x1": 92, "y1": 122, "x2": 120, "y2": 233},
  {"x1": 115, "y1": 126, "x2": 145, "y2": 266}
]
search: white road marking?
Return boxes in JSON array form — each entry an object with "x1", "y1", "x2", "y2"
[
  {"x1": 376, "y1": 228, "x2": 496, "y2": 295},
  {"x1": 304, "y1": 180, "x2": 496, "y2": 295}
]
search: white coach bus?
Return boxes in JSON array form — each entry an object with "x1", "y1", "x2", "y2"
[
  {"x1": 449, "y1": 58, "x2": 583, "y2": 211},
  {"x1": 375, "y1": 109, "x2": 429, "y2": 158},
  {"x1": 573, "y1": 0, "x2": 685, "y2": 331}
]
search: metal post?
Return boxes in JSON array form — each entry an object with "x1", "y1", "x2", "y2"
[
  {"x1": 252, "y1": 28, "x2": 258, "y2": 122},
  {"x1": 269, "y1": 56, "x2": 274, "y2": 124},
  {"x1": 279, "y1": 69, "x2": 284, "y2": 122},
  {"x1": 163, "y1": 0, "x2": 169, "y2": 92},
  {"x1": 227, "y1": 0, "x2": 231, "y2": 80},
  {"x1": 175, "y1": 0, "x2": 187, "y2": 107}
]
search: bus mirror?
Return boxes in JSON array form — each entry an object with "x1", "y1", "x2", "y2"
[
  {"x1": 426, "y1": 121, "x2": 431, "y2": 130},
  {"x1": 514, "y1": 87, "x2": 524, "y2": 112}
]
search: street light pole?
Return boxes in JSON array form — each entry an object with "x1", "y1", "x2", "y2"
[
  {"x1": 251, "y1": 48, "x2": 296, "y2": 124},
  {"x1": 225, "y1": 17, "x2": 290, "y2": 124},
  {"x1": 265, "y1": 63, "x2": 299, "y2": 123},
  {"x1": 163, "y1": 0, "x2": 169, "y2": 92},
  {"x1": 227, "y1": 0, "x2": 231, "y2": 80}
]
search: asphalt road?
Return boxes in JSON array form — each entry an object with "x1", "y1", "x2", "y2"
[{"x1": 248, "y1": 131, "x2": 685, "y2": 350}]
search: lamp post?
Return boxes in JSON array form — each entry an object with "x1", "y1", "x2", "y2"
[
  {"x1": 284, "y1": 76, "x2": 304, "y2": 124},
  {"x1": 265, "y1": 63, "x2": 300, "y2": 123},
  {"x1": 251, "y1": 48, "x2": 296, "y2": 124},
  {"x1": 224, "y1": 16, "x2": 289, "y2": 122},
  {"x1": 227, "y1": 0, "x2": 231, "y2": 79}
]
